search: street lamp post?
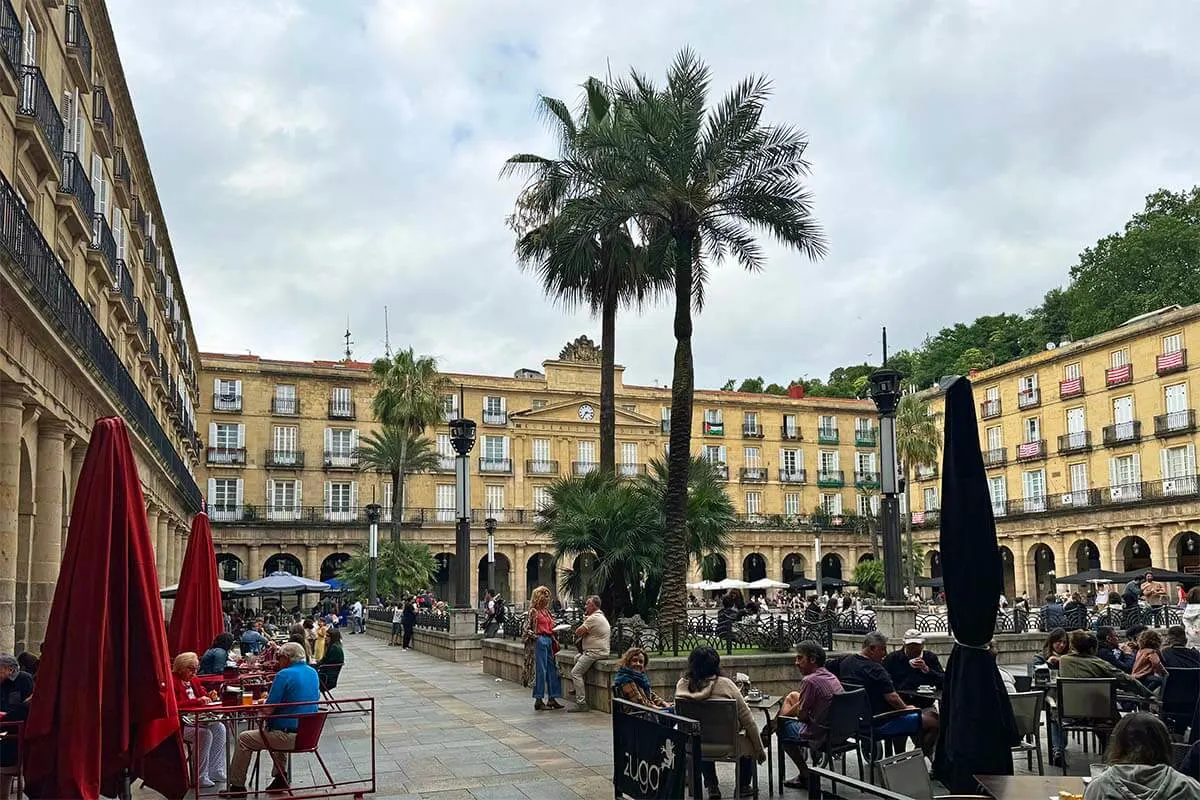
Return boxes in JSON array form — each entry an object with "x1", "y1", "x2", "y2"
[
  {"x1": 869, "y1": 366, "x2": 905, "y2": 603},
  {"x1": 449, "y1": 416, "x2": 477, "y2": 609},
  {"x1": 485, "y1": 517, "x2": 497, "y2": 596},
  {"x1": 365, "y1": 503, "x2": 382, "y2": 605}
]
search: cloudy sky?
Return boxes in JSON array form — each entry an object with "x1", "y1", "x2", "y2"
[{"x1": 107, "y1": 0, "x2": 1200, "y2": 389}]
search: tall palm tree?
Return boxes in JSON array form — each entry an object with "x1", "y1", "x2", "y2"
[
  {"x1": 358, "y1": 428, "x2": 439, "y2": 526},
  {"x1": 371, "y1": 348, "x2": 450, "y2": 541},
  {"x1": 896, "y1": 392, "x2": 940, "y2": 593},
  {"x1": 503, "y1": 78, "x2": 666, "y2": 474},
  {"x1": 561, "y1": 50, "x2": 826, "y2": 622}
]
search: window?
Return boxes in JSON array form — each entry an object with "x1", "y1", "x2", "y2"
[
  {"x1": 214, "y1": 378, "x2": 241, "y2": 411},
  {"x1": 1022, "y1": 469, "x2": 1046, "y2": 512},
  {"x1": 22, "y1": 14, "x2": 36, "y2": 67},
  {"x1": 744, "y1": 447, "x2": 761, "y2": 468},
  {"x1": 1163, "y1": 333, "x2": 1183, "y2": 354},
  {"x1": 325, "y1": 481, "x2": 355, "y2": 520},
  {"x1": 819, "y1": 415, "x2": 836, "y2": 430},
  {"x1": 435, "y1": 485, "x2": 456, "y2": 522},
  {"x1": 703, "y1": 409, "x2": 723, "y2": 435},
  {"x1": 382, "y1": 483, "x2": 393, "y2": 522},
  {"x1": 985, "y1": 386, "x2": 999, "y2": 402},
  {"x1": 330, "y1": 387, "x2": 353, "y2": 417},
  {"x1": 784, "y1": 493, "x2": 801, "y2": 516},
  {"x1": 533, "y1": 486, "x2": 552, "y2": 516},
  {"x1": 819, "y1": 450, "x2": 839, "y2": 474},
  {"x1": 483, "y1": 435, "x2": 508, "y2": 464},
  {"x1": 441, "y1": 394, "x2": 458, "y2": 421},
  {"x1": 780, "y1": 448, "x2": 801, "y2": 479},
  {"x1": 1065, "y1": 407, "x2": 1085, "y2": 434},
  {"x1": 273, "y1": 384, "x2": 297, "y2": 415},
  {"x1": 620, "y1": 442, "x2": 638, "y2": 476},
  {"x1": 743, "y1": 412, "x2": 760, "y2": 434},
  {"x1": 484, "y1": 396, "x2": 507, "y2": 423},
  {"x1": 1165, "y1": 383, "x2": 1189, "y2": 415},
  {"x1": 436, "y1": 434, "x2": 455, "y2": 470},
  {"x1": 1019, "y1": 374, "x2": 1038, "y2": 393},
  {"x1": 986, "y1": 426, "x2": 1003, "y2": 451},
  {"x1": 1109, "y1": 454, "x2": 1141, "y2": 501},
  {"x1": 745, "y1": 492, "x2": 762, "y2": 517},
  {"x1": 485, "y1": 486, "x2": 505, "y2": 522},
  {"x1": 923, "y1": 487, "x2": 938, "y2": 512},
  {"x1": 1111, "y1": 349, "x2": 1129, "y2": 368},
  {"x1": 1111, "y1": 396, "x2": 1135, "y2": 441},
  {"x1": 208, "y1": 478, "x2": 241, "y2": 521},
  {"x1": 988, "y1": 476, "x2": 1007, "y2": 516},
  {"x1": 213, "y1": 423, "x2": 239, "y2": 449},
  {"x1": 531, "y1": 399, "x2": 547, "y2": 409},
  {"x1": 1023, "y1": 417, "x2": 1041, "y2": 442},
  {"x1": 661, "y1": 407, "x2": 671, "y2": 433},
  {"x1": 856, "y1": 451, "x2": 877, "y2": 476},
  {"x1": 90, "y1": 153, "x2": 108, "y2": 222},
  {"x1": 268, "y1": 479, "x2": 299, "y2": 520},
  {"x1": 531, "y1": 438, "x2": 552, "y2": 472},
  {"x1": 820, "y1": 493, "x2": 842, "y2": 516},
  {"x1": 1162, "y1": 445, "x2": 1197, "y2": 495},
  {"x1": 1064, "y1": 362, "x2": 1081, "y2": 380},
  {"x1": 271, "y1": 426, "x2": 298, "y2": 464},
  {"x1": 328, "y1": 428, "x2": 355, "y2": 455},
  {"x1": 576, "y1": 441, "x2": 596, "y2": 473},
  {"x1": 703, "y1": 445, "x2": 726, "y2": 464},
  {"x1": 782, "y1": 414, "x2": 798, "y2": 438},
  {"x1": 857, "y1": 494, "x2": 878, "y2": 517}
]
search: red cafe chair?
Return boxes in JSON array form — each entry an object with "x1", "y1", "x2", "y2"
[{"x1": 251, "y1": 712, "x2": 333, "y2": 791}]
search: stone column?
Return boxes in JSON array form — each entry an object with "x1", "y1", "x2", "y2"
[
  {"x1": 174, "y1": 527, "x2": 185, "y2": 582},
  {"x1": 63, "y1": 439, "x2": 86, "y2": 559},
  {"x1": 156, "y1": 515, "x2": 170, "y2": 586},
  {"x1": 0, "y1": 385, "x2": 27, "y2": 654},
  {"x1": 514, "y1": 544, "x2": 526, "y2": 603},
  {"x1": 1051, "y1": 536, "x2": 1068, "y2": 586},
  {"x1": 1011, "y1": 536, "x2": 1028, "y2": 599},
  {"x1": 29, "y1": 420, "x2": 66, "y2": 649},
  {"x1": 1097, "y1": 529, "x2": 1113, "y2": 572},
  {"x1": 247, "y1": 544, "x2": 260, "y2": 612},
  {"x1": 771, "y1": 546, "x2": 781, "y2": 582},
  {"x1": 146, "y1": 506, "x2": 161, "y2": 585},
  {"x1": 1154, "y1": 525, "x2": 1168, "y2": 571},
  {"x1": 305, "y1": 545, "x2": 319, "y2": 581}
]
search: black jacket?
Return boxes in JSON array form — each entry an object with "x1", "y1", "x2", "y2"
[{"x1": 883, "y1": 648, "x2": 945, "y2": 691}]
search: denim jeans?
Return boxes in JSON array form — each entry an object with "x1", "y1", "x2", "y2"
[
  {"x1": 533, "y1": 635, "x2": 562, "y2": 699},
  {"x1": 700, "y1": 758, "x2": 755, "y2": 789}
]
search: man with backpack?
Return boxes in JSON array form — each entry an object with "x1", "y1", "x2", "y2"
[{"x1": 482, "y1": 589, "x2": 505, "y2": 637}]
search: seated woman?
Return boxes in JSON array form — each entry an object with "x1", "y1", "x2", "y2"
[
  {"x1": 172, "y1": 652, "x2": 228, "y2": 788},
  {"x1": 1084, "y1": 713, "x2": 1200, "y2": 799},
  {"x1": 612, "y1": 647, "x2": 670, "y2": 711},
  {"x1": 317, "y1": 628, "x2": 345, "y2": 692},
  {"x1": 674, "y1": 647, "x2": 766, "y2": 800},
  {"x1": 198, "y1": 632, "x2": 236, "y2": 676},
  {"x1": 1031, "y1": 627, "x2": 1069, "y2": 672},
  {"x1": 1131, "y1": 629, "x2": 1167, "y2": 692}
]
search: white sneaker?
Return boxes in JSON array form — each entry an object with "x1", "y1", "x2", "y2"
[{"x1": 198, "y1": 776, "x2": 215, "y2": 788}]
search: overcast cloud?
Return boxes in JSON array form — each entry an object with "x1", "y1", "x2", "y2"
[{"x1": 106, "y1": 0, "x2": 1200, "y2": 389}]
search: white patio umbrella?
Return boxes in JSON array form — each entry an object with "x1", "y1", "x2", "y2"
[
  {"x1": 159, "y1": 578, "x2": 243, "y2": 598},
  {"x1": 686, "y1": 580, "x2": 723, "y2": 591},
  {"x1": 746, "y1": 578, "x2": 790, "y2": 590},
  {"x1": 714, "y1": 578, "x2": 750, "y2": 590}
]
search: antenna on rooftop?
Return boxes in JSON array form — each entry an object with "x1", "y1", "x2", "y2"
[
  {"x1": 881, "y1": 326, "x2": 888, "y2": 368},
  {"x1": 343, "y1": 317, "x2": 354, "y2": 362},
  {"x1": 383, "y1": 305, "x2": 391, "y2": 359}
]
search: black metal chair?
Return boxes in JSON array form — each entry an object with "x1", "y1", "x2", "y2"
[
  {"x1": 776, "y1": 687, "x2": 865, "y2": 791},
  {"x1": 1160, "y1": 667, "x2": 1200, "y2": 735},
  {"x1": 674, "y1": 697, "x2": 758, "y2": 797},
  {"x1": 1055, "y1": 678, "x2": 1119, "y2": 775},
  {"x1": 1008, "y1": 690, "x2": 1045, "y2": 775}
]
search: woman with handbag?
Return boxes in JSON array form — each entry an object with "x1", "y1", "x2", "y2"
[{"x1": 526, "y1": 586, "x2": 564, "y2": 710}]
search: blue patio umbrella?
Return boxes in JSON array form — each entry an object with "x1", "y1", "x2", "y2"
[{"x1": 232, "y1": 570, "x2": 330, "y2": 596}]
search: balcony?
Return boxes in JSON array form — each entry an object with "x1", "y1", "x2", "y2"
[
  {"x1": 482, "y1": 409, "x2": 508, "y2": 426},
  {"x1": 779, "y1": 468, "x2": 806, "y2": 484},
  {"x1": 141, "y1": 329, "x2": 160, "y2": 374},
  {"x1": 916, "y1": 465, "x2": 938, "y2": 481},
  {"x1": 1017, "y1": 388, "x2": 1041, "y2": 410},
  {"x1": 328, "y1": 399, "x2": 355, "y2": 419},
  {"x1": 780, "y1": 425, "x2": 800, "y2": 441},
  {"x1": 1015, "y1": 439, "x2": 1046, "y2": 462},
  {"x1": 618, "y1": 463, "x2": 646, "y2": 477},
  {"x1": 571, "y1": 461, "x2": 597, "y2": 475},
  {"x1": 435, "y1": 455, "x2": 456, "y2": 472},
  {"x1": 816, "y1": 470, "x2": 844, "y2": 488},
  {"x1": 129, "y1": 195, "x2": 145, "y2": 248},
  {"x1": 1057, "y1": 431, "x2": 1092, "y2": 454},
  {"x1": 132, "y1": 298, "x2": 149, "y2": 353},
  {"x1": 17, "y1": 66, "x2": 63, "y2": 178},
  {"x1": 855, "y1": 428, "x2": 877, "y2": 447},
  {"x1": 660, "y1": 420, "x2": 670, "y2": 434},
  {"x1": 526, "y1": 459, "x2": 559, "y2": 476},
  {"x1": 108, "y1": 259, "x2": 134, "y2": 322},
  {"x1": 206, "y1": 447, "x2": 246, "y2": 466},
  {"x1": 1102, "y1": 421, "x2": 1141, "y2": 446},
  {"x1": 980, "y1": 399, "x2": 1001, "y2": 419},
  {"x1": 1059, "y1": 377, "x2": 1084, "y2": 399},
  {"x1": 1108, "y1": 483, "x2": 1143, "y2": 503},
  {"x1": 213, "y1": 393, "x2": 242, "y2": 413},
  {"x1": 266, "y1": 505, "x2": 302, "y2": 523},
  {"x1": 702, "y1": 420, "x2": 724, "y2": 436},
  {"x1": 480, "y1": 458, "x2": 513, "y2": 474},
  {"x1": 1105, "y1": 364, "x2": 1133, "y2": 388},
  {"x1": 1163, "y1": 475, "x2": 1200, "y2": 497},
  {"x1": 112, "y1": 147, "x2": 131, "y2": 205},
  {"x1": 741, "y1": 423, "x2": 764, "y2": 439},
  {"x1": 92, "y1": 85, "x2": 114, "y2": 157},
  {"x1": 55, "y1": 151, "x2": 95, "y2": 240},
  {"x1": 323, "y1": 450, "x2": 360, "y2": 470},
  {"x1": 739, "y1": 466, "x2": 767, "y2": 483},
  {"x1": 854, "y1": 471, "x2": 880, "y2": 488},
  {"x1": 1157, "y1": 349, "x2": 1187, "y2": 376},
  {"x1": 155, "y1": 353, "x2": 169, "y2": 388},
  {"x1": 269, "y1": 396, "x2": 299, "y2": 416},
  {"x1": 264, "y1": 450, "x2": 305, "y2": 468},
  {"x1": 0, "y1": 0, "x2": 20, "y2": 98},
  {"x1": 817, "y1": 427, "x2": 839, "y2": 445},
  {"x1": 87, "y1": 212, "x2": 117, "y2": 281},
  {"x1": 711, "y1": 464, "x2": 729, "y2": 481},
  {"x1": 983, "y1": 448, "x2": 1007, "y2": 468},
  {"x1": 1155, "y1": 410, "x2": 1197, "y2": 438},
  {"x1": 64, "y1": 2, "x2": 92, "y2": 87}
]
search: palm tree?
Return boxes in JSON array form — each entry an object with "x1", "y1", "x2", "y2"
[
  {"x1": 561, "y1": 50, "x2": 826, "y2": 622},
  {"x1": 896, "y1": 393, "x2": 940, "y2": 593},
  {"x1": 503, "y1": 78, "x2": 666, "y2": 474},
  {"x1": 371, "y1": 348, "x2": 450, "y2": 541},
  {"x1": 358, "y1": 428, "x2": 439, "y2": 526},
  {"x1": 339, "y1": 540, "x2": 437, "y2": 600}
]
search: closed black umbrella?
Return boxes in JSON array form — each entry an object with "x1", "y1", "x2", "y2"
[
  {"x1": 1054, "y1": 567, "x2": 1122, "y2": 585},
  {"x1": 1112, "y1": 567, "x2": 1195, "y2": 583},
  {"x1": 932, "y1": 378, "x2": 1019, "y2": 792}
]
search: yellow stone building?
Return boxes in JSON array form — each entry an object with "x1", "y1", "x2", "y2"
[
  {"x1": 0, "y1": 0, "x2": 203, "y2": 653},
  {"x1": 198, "y1": 339, "x2": 889, "y2": 603},
  {"x1": 911, "y1": 303, "x2": 1200, "y2": 602}
]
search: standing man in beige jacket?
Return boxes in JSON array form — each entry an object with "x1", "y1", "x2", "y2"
[{"x1": 567, "y1": 596, "x2": 611, "y2": 712}]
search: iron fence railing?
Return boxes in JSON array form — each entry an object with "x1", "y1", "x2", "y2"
[
  {"x1": 0, "y1": 0, "x2": 19, "y2": 76},
  {"x1": 915, "y1": 605, "x2": 1185, "y2": 636},
  {"x1": 64, "y1": 2, "x2": 92, "y2": 77},
  {"x1": 18, "y1": 66, "x2": 64, "y2": 165}
]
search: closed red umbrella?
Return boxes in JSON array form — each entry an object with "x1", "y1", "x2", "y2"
[
  {"x1": 168, "y1": 511, "x2": 223, "y2": 657},
  {"x1": 23, "y1": 417, "x2": 187, "y2": 799}
]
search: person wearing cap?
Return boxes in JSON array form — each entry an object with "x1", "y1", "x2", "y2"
[
  {"x1": 838, "y1": 632, "x2": 940, "y2": 757},
  {"x1": 883, "y1": 629, "x2": 945, "y2": 705}
]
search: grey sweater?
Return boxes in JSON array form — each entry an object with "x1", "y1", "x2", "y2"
[{"x1": 1083, "y1": 763, "x2": 1200, "y2": 800}]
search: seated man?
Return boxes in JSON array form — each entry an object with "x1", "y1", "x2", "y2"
[
  {"x1": 1161, "y1": 625, "x2": 1200, "y2": 669},
  {"x1": 225, "y1": 642, "x2": 320, "y2": 795},
  {"x1": 882, "y1": 629, "x2": 945, "y2": 704},
  {"x1": 838, "y1": 632, "x2": 939, "y2": 757},
  {"x1": 1059, "y1": 630, "x2": 1153, "y2": 698},
  {"x1": 778, "y1": 641, "x2": 843, "y2": 789},
  {"x1": 240, "y1": 621, "x2": 269, "y2": 656},
  {"x1": 1096, "y1": 626, "x2": 1135, "y2": 672}
]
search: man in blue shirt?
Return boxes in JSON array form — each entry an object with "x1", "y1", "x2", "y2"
[
  {"x1": 1096, "y1": 626, "x2": 1135, "y2": 672},
  {"x1": 226, "y1": 642, "x2": 320, "y2": 795},
  {"x1": 240, "y1": 621, "x2": 269, "y2": 655}
]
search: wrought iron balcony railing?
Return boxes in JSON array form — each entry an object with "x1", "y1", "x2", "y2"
[
  {"x1": 264, "y1": 449, "x2": 305, "y2": 468},
  {"x1": 1102, "y1": 421, "x2": 1141, "y2": 446},
  {"x1": 482, "y1": 410, "x2": 508, "y2": 425},
  {"x1": 779, "y1": 468, "x2": 806, "y2": 484},
  {"x1": 1155, "y1": 410, "x2": 1196, "y2": 438},
  {"x1": 817, "y1": 427, "x2": 839, "y2": 445},
  {"x1": 980, "y1": 399, "x2": 1002, "y2": 418},
  {"x1": 855, "y1": 428, "x2": 877, "y2": 447},
  {"x1": 780, "y1": 425, "x2": 800, "y2": 441},
  {"x1": 270, "y1": 396, "x2": 299, "y2": 415},
  {"x1": 323, "y1": 450, "x2": 360, "y2": 469},
  {"x1": 854, "y1": 471, "x2": 880, "y2": 487},
  {"x1": 739, "y1": 467, "x2": 767, "y2": 483},
  {"x1": 480, "y1": 458, "x2": 513, "y2": 474},
  {"x1": 89, "y1": 212, "x2": 116, "y2": 278},
  {"x1": 816, "y1": 470, "x2": 844, "y2": 487},
  {"x1": 328, "y1": 399, "x2": 355, "y2": 419},
  {"x1": 206, "y1": 447, "x2": 246, "y2": 466},
  {"x1": 1015, "y1": 439, "x2": 1046, "y2": 461},
  {"x1": 1156, "y1": 349, "x2": 1187, "y2": 376},
  {"x1": 0, "y1": 0, "x2": 19, "y2": 83},
  {"x1": 64, "y1": 2, "x2": 92, "y2": 82},
  {"x1": 1057, "y1": 431, "x2": 1092, "y2": 454},
  {"x1": 982, "y1": 448, "x2": 1007, "y2": 468},
  {"x1": 17, "y1": 66, "x2": 63, "y2": 169},
  {"x1": 213, "y1": 393, "x2": 242, "y2": 412},
  {"x1": 741, "y1": 424, "x2": 763, "y2": 438},
  {"x1": 1017, "y1": 388, "x2": 1040, "y2": 409},
  {"x1": 571, "y1": 461, "x2": 597, "y2": 475},
  {"x1": 526, "y1": 459, "x2": 559, "y2": 476}
]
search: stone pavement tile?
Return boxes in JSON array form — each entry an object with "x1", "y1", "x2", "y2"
[
  {"x1": 440, "y1": 760, "x2": 502, "y2": 779},
  {"x1": 516, "y1": 781, "x2": 585, "y2": 799},
  {"x1": 468, "y1": 786, "x2": 531, "y2": 800},
  {"x1": 488, "y1": 758, "x2": 539, "y2": 775},
  {"x1": 419, "y1": 790, "x2": 477, "y2": 800}
]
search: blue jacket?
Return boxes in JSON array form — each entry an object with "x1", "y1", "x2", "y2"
[
  {"x1": 1098, "y1": 645, "x2": 1134, "y2": 673},
  {"x1": 241, "y1": 629, "x2": 268, "y2": 654},
  {"x1": 266, "y1": 662, "x2": 320, "y2": 732}
]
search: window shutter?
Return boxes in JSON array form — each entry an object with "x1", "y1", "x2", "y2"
[
  {"x1": 719, "y1": 446, "x2": 727, "y2": 463},
  {"x1": 1161, "y1": 448, "x2": 1170, "y2": 481},
  {"x1": 207, "y1": 478, "x2": 216, "y2": 505},
  {"x1": 499, "y1": 396, "x2": 506, "y2": 413},
  {"x1": 324, "y1": 428, "x2": 332, "y2": 454},
  {"x1": 831, "y1": 451, "x2": 840, "y2": 471},
  {"x1": 324, "y1": 480, "x2": 331, "y2": 512},
  {"x1": 1108, "y1": 458, "x2": 1119, "y2": 488},
  {"x1": 267, "y1": 478, "x2": 275, "y2": 507},
  {"x1": 350, "y1": 429, "x2": 359, "y2": 451},
  {"x1": 295, "y1": 481, "x2": 303, "y2": 510},
  {"x1": 237, "y1": 424, "x2": 245, "y2": 448},
  {"x1": 1188, "y1": 445, "x2": 1197, "y2": 475},
  {"x1": 502, "y1": 436, "x2": 510, "y2": 459},
  {"x1": 212, "y1": 378, "x2": 220, "y2": 398},
  {"x1": 234, "y1": 379, "x2": 242, "y2": 397},
  {"x1": 1132, "y1": 453, "x2": 1141, "y2": 483},
  {"x1": 235, "y1": 479, "x2": 244, "y2": 512},
  {"x1": 350, "y1": 481, "x2": 359, "y2": 513}
]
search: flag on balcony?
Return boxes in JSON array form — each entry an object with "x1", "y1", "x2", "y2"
[
  {"x1": 911, "y1": 511, "x2": 926, "y2": 524},
  {"x1": 1158, "y1": 350, "x2": 1185, "y2": 372},
  {"x1": 1059, "y1": 377, "x2": 1082, "y2": 396},
  {"x1": 1017, "y1": 441, "x2": 1042, "y2": 459},
  {"x1": 1105, "y1": 364, "x2": 1132, "y2": 386}
]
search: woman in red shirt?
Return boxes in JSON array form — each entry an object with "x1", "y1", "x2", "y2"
[
  {"x1": 525, "y1": 586, "x2": 564, "y2": 711},
  {"x1": 172, "y1": 652, "x2": 228, "y2": 788}
]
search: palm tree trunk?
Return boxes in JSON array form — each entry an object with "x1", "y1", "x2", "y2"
[
  {"x1": 393, "y1": 435, "x2": 409, "y2": 543},
  {"x1": 661, "y1": 234, "x2": 696, "y2": 626},
  {"x1": 599, "y1": 287, "x2": 617, "y2": 475},
  {"x1": 390, "y1": 470, "x2": 401, "y2": 543},
  {"x1": 903, "y1": 467, "x2": 914, "y2": 594}
]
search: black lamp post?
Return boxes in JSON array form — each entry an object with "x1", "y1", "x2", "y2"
[
  {"x1": 449, "y1": 416, "x2": 477, "y2": 609},
  {"x1": 364, "y1": 503, "x2": 382, "y2": 605},
  {"x1": 485, "y1": 517, "x2": 497, "y2": 596},
  {"x1": 868, "y1": 365, "x2": 905, "y2": 603}
]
